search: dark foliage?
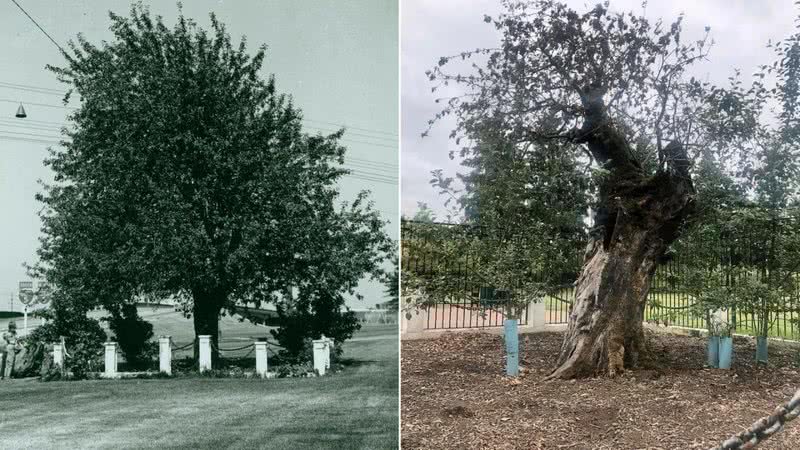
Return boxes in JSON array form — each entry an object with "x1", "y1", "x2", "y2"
[
  {"x1": 105, "y1": 304, "x2": 157, "y2": 369},
  {"x1": 271, "y1": 291, "x2": 360, "y2": 360}
]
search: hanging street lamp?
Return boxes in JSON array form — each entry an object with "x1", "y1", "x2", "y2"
[{"x1": 15, "y1": 103, "x2": 27, "y2": 118}]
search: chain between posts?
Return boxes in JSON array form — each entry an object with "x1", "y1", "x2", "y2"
[
  {"x1": 710, "y1": 388, "x2": 800, "y2": 450},
  {"x1": 212, "y1": 342, "x2": 255, "y2": 353},
  {"x1": 170, "y1": 341, "x2": 193, "y2": 351}
]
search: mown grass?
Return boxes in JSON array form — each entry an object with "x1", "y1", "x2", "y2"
[
  {"x1": 0, "y1": 324, "x2": 398, "y2": 449},
  {"x1": 542, "y1": 287, "x2": 800, "y2": 340}
]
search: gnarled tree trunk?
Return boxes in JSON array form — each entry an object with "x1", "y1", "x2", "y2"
[{"x1": 548, "y1": 91, "x2": 694, "y2": 379}]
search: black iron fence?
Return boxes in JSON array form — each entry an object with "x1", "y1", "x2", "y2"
[
  {"x1": 402, "y1": 214, "x2": 800, "y2": 339},
  {"x1": 401, "y1": 220, "x2": 582, "y2": 329}
]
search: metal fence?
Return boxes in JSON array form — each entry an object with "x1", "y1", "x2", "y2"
[
  {"x1": 402, "y1": 215, "x2": 800, "y2": 339},
  {"x1": 401, "y1": 220, "x2": 584, "y2": 329}
]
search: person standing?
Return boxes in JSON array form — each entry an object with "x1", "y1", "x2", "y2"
[{"x1": 0, "y1": 321, "x2": 19, "y2": 379}]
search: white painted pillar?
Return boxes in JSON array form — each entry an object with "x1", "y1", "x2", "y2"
[
  {"x1": 23, "y1": 306, "x2": 28, "y2": 332},
  {"x1": 159, "y1": 336, "x2": 172, "y2": 375},
  {"x1": 53, "y1": 342, "x2": 64, "y2": 368},
  {"x1": 104, "y1": 342, "x2": 118, "y2": 378},
  {"x1": 198, "y1": 335, "x2": 211, "y2": 372},
  {"x1": 255, "y1": 341, "x2": 268, "y2": 377},
  {"x1": 324, "y1": 336, "x2": 333, "y2": 370},
  {"x1": 527, "y1": 300, "x2": 546, "y2": 330},
  {"x1": 312, "y1": 338, "x2": 329, "y2": 375}
]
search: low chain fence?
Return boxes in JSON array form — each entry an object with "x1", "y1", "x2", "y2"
[{"x1": 43, "y1": 334, "x2": 331, "y2": 379}]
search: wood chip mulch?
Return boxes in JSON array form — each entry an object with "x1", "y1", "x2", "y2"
[{"x1": 401, "y1": 330, "x2": 800, "y2": 449}]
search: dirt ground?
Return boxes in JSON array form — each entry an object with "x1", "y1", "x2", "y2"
[{"x1": 401, "y1": 330, "x2": 800, "y2": 449}]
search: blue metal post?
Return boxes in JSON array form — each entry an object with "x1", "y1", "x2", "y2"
[
  {"x1": 756, "y1": 336, "x2": 768, "y2": 365},
  {"x1": 504, "y1": 318, "x2": 519, "y2": 376},
  {"x1": 718, "y1": 336, "x2": 733, "y2": 369}
]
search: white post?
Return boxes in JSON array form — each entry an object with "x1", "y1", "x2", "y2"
[
  {"x1": 104, "y1": 342, "x2": 118, "y2": 378},
  {"x1": 401, "y1": 308, "x2": 427, "y2": 335},
  {"x1": 53, "y1": 342, "x2": 64, "y2": 368},
  {"x1": 312, "y1": 338, "x2": 328, "y2": 375},
  {"x1": 527, "y1": 300, "x2": 546, "y2": 331},
  {"x1": 198, "y1": 335, "x2": 211, "y2": 372},
  {"x1": 255, "y1": 341, "x2": 268, "y2": 377},
  {"x1": 23, "y1": 306, "x2": 28, "y2": 333},
  {"x1": 324, "y1": 336, "x2": 333, "y2": 370},
  {"x1": 159, "y1": 336, "x2": 172, "y2": 375}
]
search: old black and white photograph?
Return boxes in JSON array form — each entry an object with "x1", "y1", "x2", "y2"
[{"x1": 0, "y1": 1, "x2": 398, "y2": 449}]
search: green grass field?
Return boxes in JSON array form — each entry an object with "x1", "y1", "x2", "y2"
[
  {"x1": 0, "y1": 313, "x2": 398, "y2": 450},
  {"x1": 542, "y1": 288, "x2": 800, "y2": 340}
]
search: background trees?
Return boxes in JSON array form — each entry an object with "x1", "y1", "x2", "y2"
[{"x1": 33, "y1": 5, "x2": 393, "y2": 366}]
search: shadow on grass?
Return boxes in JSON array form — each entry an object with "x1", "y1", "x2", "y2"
[{"x1": 336, "y1": 358, "x2": 382, "y2": 368}]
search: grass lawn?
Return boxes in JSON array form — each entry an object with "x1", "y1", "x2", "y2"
[
  {"x1": 542, "y1": 288, "x2": 800, "y2": 340},
  {"x1": 0, "y1": 323, "x2": 398, "y2": 449}
]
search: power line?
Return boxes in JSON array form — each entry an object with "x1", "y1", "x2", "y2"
[
  {"x1": 0, "y1": 98, "x2": 72, "y2": 110},
  {"x1": 0, "y1": 134, "x2": 61, "y2": 145},
  {"x1": 0, "y1": 80, "x2": 397, "y2": 138},
  {"x1": 346, "y1": 173, "x2": 397, "y2": 186},
  {"x1": 304, "y1": 117, "x2": 398, "y2": 137},
  {"x1": 0, "y1": 121, "x2": 398, "y2": 169},
  {"x1": 0, "y1": 129, "x2": 397, "y2": 182},
  {"x1": 347, "y1": 161, "x2": 397, "y2": 175},
  {"x1": 9, "y1": 0, "x2": 66, "y2": 54},
  {"x1": 0, "y1": 120, "x2": 65, "y2": 133},
  {"x1": 0, "y1": 123, "x2": 398, "y2": 172},
  {"x1": 0, "y1": 129, "x2": 61, "y2": 140},
  {"x1": 348, "y1": 156, "x2": 398, "y2": 169},
  {"x1": 0, "y1": 81, "x2": 63, "y2": 95},
  {"x1": 0, "y1": 132, "x2": 397, "y2": 185},
  {"x1": 304, "y1": 124, "x2": 396, "y2": 143},
  {"x1": 0, "y1": 82, "x2": 68, "y2": 97}
]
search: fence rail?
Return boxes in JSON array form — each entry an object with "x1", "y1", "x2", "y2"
[{"x1": 402, "y1": 216, "x2": 800, "y2": 339}]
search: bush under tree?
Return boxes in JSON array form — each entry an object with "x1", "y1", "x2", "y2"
[{"x1": 105, "y1": 304, "x2": 157, "y2": 370}]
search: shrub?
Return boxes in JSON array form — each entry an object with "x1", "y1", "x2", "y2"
[
  {"x1": 271, "y1": 291, "x2": 360, "y2": 361},
  {"x1": 105, "y1": 304, "x2": 156, "y2": 369},
  {"x1": 275, "y1": 362, "x2": 315, "y2": 378},
  {"x1": 26, "y1": 313, "x2": 107, "y2": 379}
]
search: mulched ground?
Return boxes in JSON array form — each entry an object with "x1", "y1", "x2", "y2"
[{"x1": 402, "y1": 330, "x2": 800, "y2": 449}]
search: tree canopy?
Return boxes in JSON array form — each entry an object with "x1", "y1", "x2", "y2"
[{"x1": 33, "y1": 4, "x2": 393, "y2": 362}]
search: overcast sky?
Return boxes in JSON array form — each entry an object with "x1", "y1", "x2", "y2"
[
  {"x1": 401, "y1": 0, "x2": 797, "y2": 220},
  {"x1": 0, "y1": 1, "x2": 397, "y2": 310}
]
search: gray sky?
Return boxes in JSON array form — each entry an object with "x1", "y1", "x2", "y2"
[
  {"x1": 401, "y1": 0, "x2": 797, "y2": 220},
  {"x1": 0, "y1": 0, "x2": 398, "y2": 310}
]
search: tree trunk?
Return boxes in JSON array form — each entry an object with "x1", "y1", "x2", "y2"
[
  {"x1": 192, "y1": 294, "x2": 223, "y2": 368},
  {"x1": 541, "y1": 89, "x2": 695, "y2": 379},
  {"x1": 548, "y1": 163, "x2": 694, "y2": 379}
]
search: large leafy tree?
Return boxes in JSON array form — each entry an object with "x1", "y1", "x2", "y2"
[
  {"x1": 34, "y1": 5, "x2": 393, "y2": 365},
  {"x1": 428, "y1": 0, "x2": 800, "y2": 378}
]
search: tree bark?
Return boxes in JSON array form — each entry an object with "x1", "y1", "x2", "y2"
[
  {"x1": 549, "y1": 164, "x2": 693, "y2": 379},
  {"x1": 548, "y1": 92, "x2": 694, "y2": 379},
  {"x1": 192, "y1": 291, "x2": 223, "y2": 368}
]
